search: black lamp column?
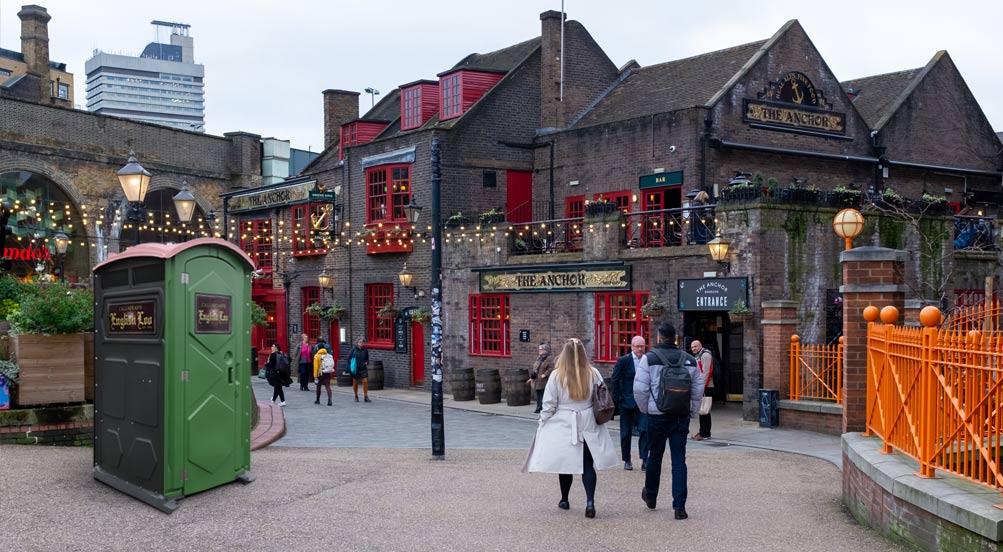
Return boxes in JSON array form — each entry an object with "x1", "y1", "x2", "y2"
[
  {"x1": 117, "y1": 150, "x2": 151, "y2": 247},
  {"x1": 54, "y1": 232, "x2": 68, "y2": 282},
  {"x1": 430, "y1": 137, "x2": 445, "y2": 459}
]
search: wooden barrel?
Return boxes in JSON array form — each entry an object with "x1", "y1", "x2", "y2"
[
  {"x1": 336, "y1": 359, "x2": 353, "y2": 387},
  {"x1": 475, "y1": 368, "x2": 501, "y2": 405},
  {"x1": 503, "y1": 368, "x2": 531, "y2": 406},
  {"x1": 452, "y1": 367, "x2": 475, "y2": 401},
  {"x1": 368, "y1": 360, "x2": 385, "y2": 390}
]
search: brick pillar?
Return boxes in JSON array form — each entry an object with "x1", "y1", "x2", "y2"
[
  {"x1": 539, "y1": 10, "x2": 565, "y2": 130},
  {"x1": 582, "y1": 211, "x2": 624, "y2": 261},
  {"x1": 322, "y1": 89, "x2": 360, "y2": 150},
  {"x1": 840, "y1": 246, "x2": 906, "y2": 433},
  {"x1": 761, "y1": 300, "x2": 798, "y2": 400},
  {"x1": 18, "y1": 5, "x2": 51, "y2": 102}
]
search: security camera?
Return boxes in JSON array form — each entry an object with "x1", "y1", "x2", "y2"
[{"x1": 668, "y1": 145, "x2": 677, "y2": 153}]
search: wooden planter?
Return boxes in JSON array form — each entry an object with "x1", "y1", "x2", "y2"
[
  {"x1": 12, "y1": 333, "x2": 85, "y2": 406},
  {"x1": 729, "y1": 312, "x2": 754, "y2": 324}
]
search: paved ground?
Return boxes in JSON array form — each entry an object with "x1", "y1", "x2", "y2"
[{"x1": 0, "y1": 445, "x2": 904, "y2": 551}]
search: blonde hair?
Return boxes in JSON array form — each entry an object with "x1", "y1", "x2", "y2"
[{"x1": 555, "y1": 338, "x2": 594, "y2": 401}]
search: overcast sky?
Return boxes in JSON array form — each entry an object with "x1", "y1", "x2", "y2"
[{"x1": 2, "y1": 0, "x2": 1001, "y2": 153}]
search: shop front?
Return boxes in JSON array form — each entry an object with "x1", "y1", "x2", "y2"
[{"x1": 678, "y1": 277, "x2": 749, "y2": 402}]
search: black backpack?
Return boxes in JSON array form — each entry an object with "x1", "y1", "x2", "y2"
[
  {"x1": 276, "y1": 353, "x2": 291, "y2": 378},
  {"x1": 648, "y1": 348, "x2": 692, "y2": 417}
]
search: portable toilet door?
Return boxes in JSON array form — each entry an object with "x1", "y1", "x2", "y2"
[{"x1": 164, "y1": 241, "x2": 254, "y2": 497}]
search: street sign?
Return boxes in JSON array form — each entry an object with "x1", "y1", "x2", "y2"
[
  {"x1": 309, "y1": 190, "x2": 336, "y2": 203},
  {"x1": 519, "y1": 329, "x2": 530, "y2": 342}
]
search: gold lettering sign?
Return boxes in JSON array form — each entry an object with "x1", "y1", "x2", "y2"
[
  {"x1": 228, "y1": 181, "x2": 315, "y2": 213},
  {"x1": 195, "y1": 293, "x2": 232, "y2": 334},
  {"x1": 108, "y1": 301, "x2": 157, "y2": 335},
  {"x1": 480, "y1": 267, "x2": 630, "y2": 293},
  {"x1": 744, "y1": 99, "x2": 845, "y2": 135}
]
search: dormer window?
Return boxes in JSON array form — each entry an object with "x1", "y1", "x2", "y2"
[
  {"x1": 438, "y1": 70, "x2": 505, "y2": 121},
  {"x1": 339, "y1": 120, "x2": 389, "y2": 160},
  {"x1": 400, "y1": 80, "x2": 439, "y2": 131}
]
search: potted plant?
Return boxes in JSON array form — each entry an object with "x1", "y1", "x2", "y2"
[
  {"x1": 304, "y1": 302, "x2": 325, "y2": 318},
  {"x1": 377, "y1": 303, "x2": 400, "y2": 320},
  {"x1": 827, "y1": 185, "x2": 862, "y2": 208},
  {"x1": 911, "y1": 193, "x2": 949, "y2": 215},
  {"x1": 876, "y1": 187, "x2": 906, "y2": 209},
  {"x1": 585, "y1": 199, "x2": 617, "y2": 218},
  {"x1": 728, "y1": 299, "x2": 753, "y2": 323},
  {"x1": 479, "y1": 208, "x2": 506, "y2": 225},
  {"x1": 410, "y1": 307, "x2": 432, "y2": 323},
  {"x1": 445, "y1": 212, "x2": 473, "y2": 228},
  {"x1": 7, "y1": 282, "x2": 93, "y2": 406},
  {"x1": 641, "y1": 295, "x2": 667, "y2": 318},
  {"x1": 321, "y1": 304, "x2": 346, "y2": 321}
]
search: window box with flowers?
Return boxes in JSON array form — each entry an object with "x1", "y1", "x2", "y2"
[
  {"x1": 306, "y1": 303, "x2": 346, "y2": 321},
  {"x1": 728, "y1": 300, "x2": 753, "y2": 323},
  {"x1": 640, "y1": 295, "x2": 667, "y2": 318},
  {"x1": 410, "y1": 307, "x2": 432, "y2": 323},
  {"x1": 479, "y1": 208, "x2": 506, "y2": 225}
]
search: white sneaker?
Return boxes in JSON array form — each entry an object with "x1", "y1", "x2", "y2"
[
  {"x1": 271, "y1": 398, "x2": 276, "y2": 403},
  {"x1": 279, "y1": 401, "x2": 286, "y2": 407}
]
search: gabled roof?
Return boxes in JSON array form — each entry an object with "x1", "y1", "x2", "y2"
[
  {"x1": 445, "y1": 37, "x2": 540, "y2": 74},
  {"x1": 363, "y1": 88, "x2": 402, "y2": 123},
  {"x1": 842, "y1": 68, "x2": 923, "y2": 130},
  {"x1": 572, "y1": 39, "x2": 766, "y2": 128}
]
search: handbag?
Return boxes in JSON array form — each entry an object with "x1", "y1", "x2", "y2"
[
  {"x1": 591, "y1": 369, "x2": 615, "y2": 425},
  {"x1": 350, "y1": 357, "x2": 357, "y2": 375},
  {"x1": 699, "y1": 396, "x2": 713, "y2": 416}
]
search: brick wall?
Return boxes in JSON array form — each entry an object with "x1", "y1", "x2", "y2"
[
  {"x1": 0, "y1": 421, "x2": 93, "y2": 445},
  {"x1": 780, "y1": 409, "x2": 841, "y2": 435}
]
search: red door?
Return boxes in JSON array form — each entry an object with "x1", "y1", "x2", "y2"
[
  {"x1": 411, "y1": 321, "x2": 425, "y2": 387},
  {"x1": 506, "y1": 170, "x2": 533, "y2": 223},
  {"x1": 328, "y1": 320, "x2": 340, "y2": 363}
]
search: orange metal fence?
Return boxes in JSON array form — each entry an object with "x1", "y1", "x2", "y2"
[
  {"x1": 789, "y1": 335, "x2": 843, "y2": 403},
  {"x1": 867, "y1": 305, "x2": 1003, "y2": 492}
]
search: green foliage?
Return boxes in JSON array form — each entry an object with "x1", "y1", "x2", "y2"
[
  {"x1": 921, "y1": 193, "x2": 947, "y2": 203},
  {"x1": 410, "y1": 307, "x2": 431, "y2": 323},
  {"x1": 251, "y1": 302, "x2": 269, "y2": 327},
  {"x1": 882, "y1": 187, "x2": 903, "y2": 201},
  {"x1": 8, "y1": 283, "x2": 93, "y2": 335},
  {"x1": 0, "y1": 359, "x2": 18, "y2": 385},
  {"x1": 304, "y1": 303, "x2": 324, "y2": 317},
  {"x1": 377, "y1": 303, "x2": 400, "y2": 319},
  {"x1": 729, "y1": 299, "x2": 751, "y2": 314}
]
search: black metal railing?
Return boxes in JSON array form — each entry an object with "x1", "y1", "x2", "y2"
[
  {"x1": 509, "y1": 217, "x2": 584, "y2": 255},
  {"x1": 624, "y1": 206, "x2": 717, "y2": 249}
]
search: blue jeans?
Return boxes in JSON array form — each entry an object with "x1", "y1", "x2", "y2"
[
  {"x1": 618, "y1": 406, "x2": 648, "y2": 463},
  {"x1": 644, "y1": 413, "x2": 690, "y2": 510}
]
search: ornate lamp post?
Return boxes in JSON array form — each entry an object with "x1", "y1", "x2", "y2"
[
  {"x1": 172, "y1": 179, "x2": 197, "y2": 241},
  {"x1": 117, "y1": 150, "x2": 151, "y2": 245},
  {"x1": 707, "y1": 237, "x2": 731, "y2": 273},
  {"x1": 833, "y1": 208, "x2": 865, "y2": 251},
  {"x1": 398, "y1": 262, "x2": 418, "y2": 299}
]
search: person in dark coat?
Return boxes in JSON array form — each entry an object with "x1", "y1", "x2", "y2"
[
  {"x1": 526, "y1": 343, "x2": 555, "y2": 413},
  {"x1": 264, "y1": 343, "x2": 290, "y2": 406},
  {"x1": 611, "y1": 335, "x2": 649, "y2": 471},
  {"x1": 348, "y1": 337, "x2": 371, "y2": 402}
]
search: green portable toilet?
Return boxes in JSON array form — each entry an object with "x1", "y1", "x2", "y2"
[{"x1": 92, "y1": 238, "x2": 255, "y2": 513}]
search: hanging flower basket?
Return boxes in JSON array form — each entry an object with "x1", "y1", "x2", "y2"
[
  {"x1": 641, "y1": 295, "x2": 667, "y2": 318},
  {"x1": 410, "y1": 308, "x2": 432, "y2": 323},
  {"x1": 321, "y1": 306, "x2": 345, "y2": 321},
  {"x1": 728, "y1": 300, "x2": 753, "y2": 323},
  {"x1": 377, "y1": 303, "x2": 400, "y2": 320}
]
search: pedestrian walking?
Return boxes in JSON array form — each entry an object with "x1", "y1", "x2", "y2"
[
  {"x1": 611, "y1": 335, "x2": 649, "y2": 471},
  {"x1": 264, "y1": 343, "x2": 291, "y2": 406},
  {"x1": 523, "y1": 338, "x2": 618, "y2": 518},
  {"x1": 690, "y1": 339, "x2": 715, "y2": 441},
  {"x1": 526, "y1": 343, "x2": 555, "y2": 413},
  {"x1": 296, "y1": 333, "x2": 313, "y2": 391},
  {"x1": 633, "y1": 322, "x2": 704, "y2": 519},
  {"x1": 348, "y1": 337, "x2": 371, "y2": 403},
  {"x1": 313, "y1": 346, "x2": 335, "y2": 406}
]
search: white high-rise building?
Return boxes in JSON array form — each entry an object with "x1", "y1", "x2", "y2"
[{"x1": 85, "y1": 21, "x2": 205, "y2": 131}]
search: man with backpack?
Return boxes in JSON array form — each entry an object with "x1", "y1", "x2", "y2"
[{"x1": 633, "y1": 322, "x2": 705, "y2": 519}]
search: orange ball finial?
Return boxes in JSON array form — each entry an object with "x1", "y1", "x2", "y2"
[
  {"x1": 880, "y1": 306, "x2": 899, "y2": 324},
  {"x1": 919, "y1": 306, "x2": 942, "y2": 328},
  {"x1": 791, "y1": 335, "x2": 800, "y2": 343},
  {"x1": 862, "y1": 305, "x2": 880, "y2": 322}
]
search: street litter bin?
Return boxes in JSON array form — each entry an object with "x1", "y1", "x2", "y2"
[
  {"x1": 92, "y1": 239, "x2": 255, "y2": 513},
  {"x1": 759, "y1": 388, "x2": 779, "y2": 428}
]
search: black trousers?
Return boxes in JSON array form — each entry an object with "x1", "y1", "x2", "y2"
[
  {"x1": 559, "y1": 443, "x2": 597, "y2": 502},
  {"x1": 698, "y1": 388, "x2": 712, "y2": 437},
  {"x1": 271, "y1": 384, "x2": 285, "y2": 402},
  {"x1": 535, "y1": 389, "x2": 544, "y2": 411}
]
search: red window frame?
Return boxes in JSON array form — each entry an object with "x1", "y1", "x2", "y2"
[
  {"x1": 239, "y1": 218, "x2": 273, "y2": 272},
  {"x1": 441, "y1": 74, "x2": 462, "y2": 119},
  {"x1": 302, "y1": 286, "x2": 321, "y2": 339},
  {"x1": 291, "y1": 204, "x2": 327, "y2": 256},
  {"x1": 565, "y1": 196, "x2": 585, "y2": 219},
  {"x1": 366, "y1": 283, "x2": 394, "y2": 348},
  {"x1": 469, "y1": 294, "x2": 511, "y2": 357},
  {"x1": 594, "y1": 190, "x2": 632, "y2": 213},
  {"x1": 365, "y1": 164, "x2": 411, "y2": 224},
  {"x1": 594, "y1": 292, "x2": 650, "y2": 362},
  {"x1": 402, "y1": 87, "x2": 422, "y2": 130}
]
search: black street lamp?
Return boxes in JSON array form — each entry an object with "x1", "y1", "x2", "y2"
[
  {"x1": 406, "y1": 138, "x2": 445, "y2": 459},
  {"x1": 173, "y1": 179, "x2": 197, "y2": 241},
  {"x1": 54, "y1": 232, "x2": 68, "y2": 282},
  {"x1": 117, "y1": 150, "x2": 151, "y2": 246}
]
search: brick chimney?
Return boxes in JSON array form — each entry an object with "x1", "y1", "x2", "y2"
[
  {"x1": 323, "y1": 89, "x2": 360, "y2": 151},
  {"x1": 539, "y1": 10, "x2": 565, "y2": 130},
  {"x1": 18, "y1": 5, "x2": 51, "y2": 102}
]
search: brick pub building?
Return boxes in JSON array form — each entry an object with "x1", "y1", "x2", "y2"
[{"x1": 236, "y1": 11, "x2": 1002, "y2": 419}]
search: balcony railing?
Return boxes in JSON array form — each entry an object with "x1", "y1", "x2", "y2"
[
  {"x1": 509, "y1": 217, "x2": 584, "y2": 256},
  {"x1": 624, "y1": 206, "x2": 717, "y2": 249},
  {"x1": 953, "y1": 214, "x2": 998, "y2": 251}
]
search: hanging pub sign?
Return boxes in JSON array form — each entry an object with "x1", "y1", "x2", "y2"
[
  {"x1": 477, "y1": 263, "x2": 631, "y2": 293},
  {"x1": 744, "y1": 71, "x2": 846, "y2": 136},
  {"x1": 394, "y1": 316, "x2": 408, "y2": 353},
  {"x1": 677, "y1": 277, "x2": 749, "y2": 311},
  {"x1": 195, "y1": 293, "x2": 232, "y2": 334},
  {"x1": 227, "y1": 179, "x2": 316, "y2": 213},
  {"x1": 108, "y1": 300, "x2": 157, "y2": 335}
]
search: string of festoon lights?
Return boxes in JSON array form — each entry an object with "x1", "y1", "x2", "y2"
[{"x1": 0, "y1": 197, "x2": 222, "y2": 252}]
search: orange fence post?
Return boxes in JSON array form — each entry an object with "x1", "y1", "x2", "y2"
[
  {"x1": 879, "y1": 321, "x2": 894, "y2": 454},
  {"x1": 916, "y1": 323, "x2": 938, "y2": 478},
  {"x1": 789, "y1": 335, "x2": 799, "y2": 401},
  {"x1": 836, "y1": 336, "x2": 844, "y2": 405}
]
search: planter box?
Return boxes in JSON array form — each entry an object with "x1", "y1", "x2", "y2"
[{"x1": 12, "y1": 333, "x2": 85, "y2": 406}]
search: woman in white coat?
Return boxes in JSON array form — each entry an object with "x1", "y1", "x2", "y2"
[{"x1": 523, "y1": 338, "x2": 618, "y2": 518}]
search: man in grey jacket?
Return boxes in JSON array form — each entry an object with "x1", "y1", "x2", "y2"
[{"x1": 633, "y1": 321, "x2": 704, "y2": 519}]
